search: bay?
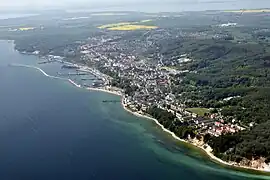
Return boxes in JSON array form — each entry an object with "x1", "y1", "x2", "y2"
[{"x1": 0, "y1": 40, "x2": 269, "y2": 180}]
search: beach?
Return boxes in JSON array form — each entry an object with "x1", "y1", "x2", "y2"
[{"x1": 86, "y1": 87, "x2": 122, "y2": 96}]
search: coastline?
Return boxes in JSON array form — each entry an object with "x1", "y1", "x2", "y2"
[
  {"x1": 10, "y1": 62, "x2": 270, "y2": 174},
  {"x1": 120, "y1": 100, "x2": 270, "y2": 173},
  {"x1": 9, "y1": 63, "x2": 122, "y2": 97},
  {"x1": 86, "y1": 87, "x2": 122, "y2": 96},
  {"x1": 120, "y1": 100, "x2": 229, "y2": 162}
]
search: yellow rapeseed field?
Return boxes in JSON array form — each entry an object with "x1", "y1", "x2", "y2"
[
  {"x1": 98, "y1": 22, "x2": 131, "y2": 29},
  {"x1": 98, "y1": 19, "x2": 157, "y2": 31},
  {"x1": 19, "y1": 27, "x2": 35, "y2": 31},
  {"x1": 108, "y1": 25, "x2": 157, "y2": 31}
]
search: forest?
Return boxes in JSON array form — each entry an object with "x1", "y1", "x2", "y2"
[
  {"x1": 204, "y1": 119, "x2": 270, "y2": 163},
  {"x1": 166, "y1": 38, "x2": 270, "y2": 162},
  {"x1": 147, "y1": 106, "x2": 196, "y2": 139}
]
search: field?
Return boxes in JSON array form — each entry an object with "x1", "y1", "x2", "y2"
[
  {"x1": 224, "y1": 9, "x2": 270, "y2": 13},
  {"x1": 98, "y1": 22, "x2": 131, "y2": 29},
  {"x1": 108, "y1": 25, "x2": 157, "y2": 31},
  {"x1": 19, "y1": 27, "x2": 35, "y2": 31},
  {"x1": 186, "y1": 108, "x2": 210, "y2": 117},
  {"x1": 98, "y1": 19, "x2": 157, "y2": 31}
]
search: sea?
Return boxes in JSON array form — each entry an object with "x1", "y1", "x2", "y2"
[
  {"x1": 0, "y1": 14, "x2": 38, "y2": 20},
  {"x1": 0, "y1": 40, "x2": 269, "y2": 180},
  {"x1": 67, "y1": 0, "x2": 270, "y2": 13}
]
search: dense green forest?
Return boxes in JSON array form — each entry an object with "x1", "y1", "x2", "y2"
[
  {"x1": 181, "y1": 40, "x2": 270, "y2": 123},
  {"x1": 204, "y1": 119, "x2": 270, "y2": 163},
  {"x1": 147, "y1": 106, "x2": 196, "y2": 139},
  {"x1": 163, "y1": 39, "x2": 270, "y2": 162}
]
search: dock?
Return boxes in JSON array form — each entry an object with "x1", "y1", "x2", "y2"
[
  {"x1": 38, "y1": 60, "x2": 55, "y2": 64},
  {"x1": 81, "y1": 78, "x2": 103, "y2": 81},
  {"x1": 57, "y1": 72, "x2": 89, "y2": 76},
  {"x1": 102, "y1": 100, "x2": 121, "y2": 103}
]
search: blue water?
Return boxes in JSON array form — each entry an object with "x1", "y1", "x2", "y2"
[
  {"x1": 0, "y1": 40, "x2": 269, "y2": 180},
  {"x1": 69, "y1": 0, "x2": 270, "y2": 13},
  {"x1": 0, "y1": 13, "x2": 38, "y2": 20}
]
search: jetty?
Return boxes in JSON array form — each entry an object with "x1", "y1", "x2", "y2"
[
  {"x1": 38, "y1": 60, "x2": 55, "y2": 64},
  {"x1": 102, "y1": 100, "x2": 121, "y2": 103},
  {"x1": 57, "y1": 72, "x2": 89, "y2": 76},
  {"x1": 81, "y1": 78, "x2": 103, "y2": 81}
]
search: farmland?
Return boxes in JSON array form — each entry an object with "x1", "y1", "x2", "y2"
[
  {"x1": 108, "y1": 25, "x2": 157, "y2": 30},
  {"x1": 98, "y1": 19, "x2": 157, "y2": 31}
]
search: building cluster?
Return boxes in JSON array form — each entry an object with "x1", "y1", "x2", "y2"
[
  {"x1": 207, "y1": 121, "x2": 244, "y2": 137},
  {"x1": 70, "y1": 29, "x2": 245, "y2": 137}
]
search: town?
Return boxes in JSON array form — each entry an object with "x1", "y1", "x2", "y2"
[{"x1": 65, "y1": 28, "x2": 247, "y2": 138}]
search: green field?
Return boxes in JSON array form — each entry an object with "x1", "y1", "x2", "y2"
[{"x1": 186, "y1": 108, "x2": 210, "y2": 116}]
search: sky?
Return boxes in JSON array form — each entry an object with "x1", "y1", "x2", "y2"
[{"x1": 0, "y1": 0, "x2": 270, "y2": 12}]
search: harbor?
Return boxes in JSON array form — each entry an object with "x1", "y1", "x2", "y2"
[{"x1": 102, "y1": 100, "x2": 121, "y2": 103}]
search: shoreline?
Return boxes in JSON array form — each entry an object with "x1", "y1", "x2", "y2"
[
  {"x1": 120, "y1": 99, "x2": 270, "y2": 173},
  {"x1": 10, "y1": 62, "x2": 270, "y2": 174},
  {"x1": 86, "y1": 87, "x2": 122, "y2": 96}
]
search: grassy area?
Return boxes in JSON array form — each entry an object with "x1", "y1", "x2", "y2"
[
  {"x1": 18, "y1": 27, "x2": 35, "y2": 31},
  {"x1": 186, "y1": 108, "x2": 210, "y2": 117},
  {"x1": 98, "y1": 19, "x2": 157, "y2": 31},
  {"x1": 108, "y1": 25, "x2": 157, "y2": 31},
  {"x1": 98, "y1": 22, "x2": 131, "y2": 29}
]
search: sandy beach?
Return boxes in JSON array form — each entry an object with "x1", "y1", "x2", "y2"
[{"x1": 86, "y1": 87, "x2": 122, "y2": 96}]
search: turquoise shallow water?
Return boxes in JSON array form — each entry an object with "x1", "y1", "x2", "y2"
[{"x1": 0, "y1": 40, "x2": 269, "y2": 180}]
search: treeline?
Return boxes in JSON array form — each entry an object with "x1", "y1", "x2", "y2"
[
  {"x1": 169, "y1": 39, "x2": 270, "y2": 125},
  {"x1": 204, "y1": 120, "x2": 270, "y2": 163},
  {"x1": 5, "y1": 26, "x2": 101, "y2": 56},
  {"x1": 173, "y1": 39, "x2": 270, "y2": 162},
  {"x1": 147, "y1": 106, "x2": 196, "y2": 139}
]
